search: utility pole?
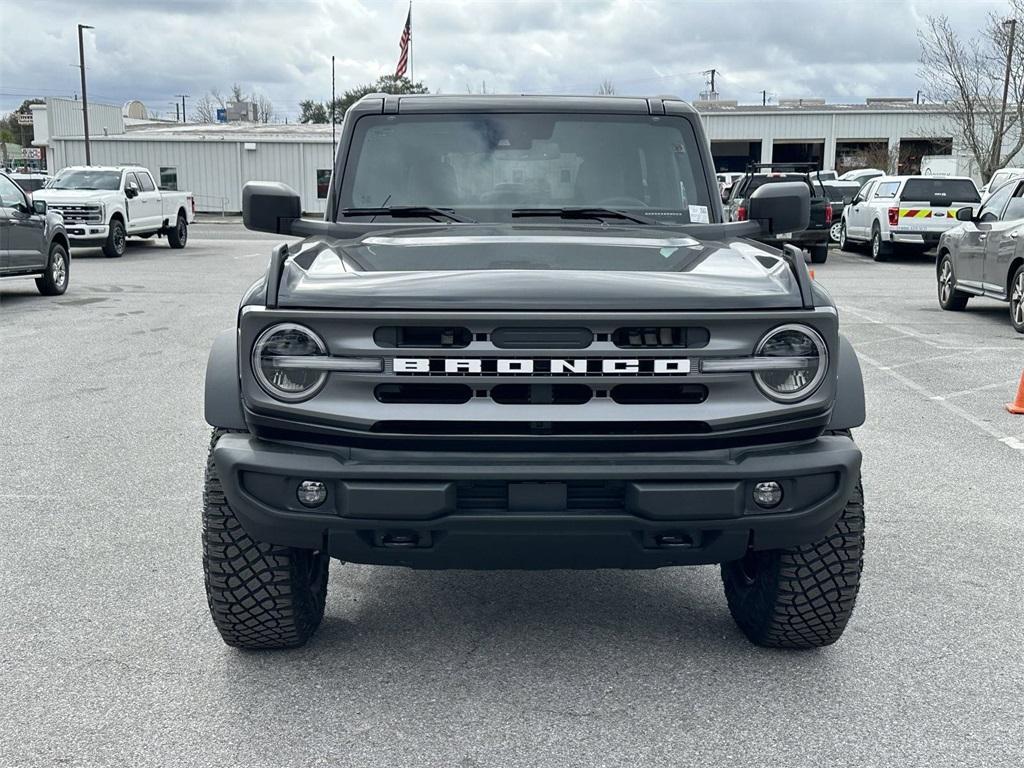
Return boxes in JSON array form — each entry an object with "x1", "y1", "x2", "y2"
[
  {"x1": 331, "y1": 55, "x2": 336, "y2": 158},
  {"x1": 176, "y1": 94, "x2": 188, "y2": 122},
  {"x1": 77, "y1": 23, "x2": 94, "y2": 165},
  {"x1": 175, "y1": 102, "x2": 180, "y2": 122},
  {"x1": 995, "y1": 18, "x2": 1017, "y2": 174},
  {"x1": 761, "y1": 89, "x2": 768, "y2": 106}
]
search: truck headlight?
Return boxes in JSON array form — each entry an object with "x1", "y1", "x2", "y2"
[
  {"x1": 752, "y1": 324, "x2": 828, "y2": 403},
  {"x1": 252, "y1": 323, "x2": 329, "y2": 401}
]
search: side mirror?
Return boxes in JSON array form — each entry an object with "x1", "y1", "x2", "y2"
[
  {"x1": 721, "y1": 189, "x2": 730, "y2": 203},
  {"x1": 125, "y1": 182, "x2": 139, "y2": 199},
  {"x1": 747, "y1": 181, "x2": 810, "y2": 235},
  {"x1": 955, "y1": 207, "x2": 974, "y2": 222},
  {"x1": 32, "y1": 199, "x2": 47, "y2": 215},
  {"x1": 243, "y1": 181, "x2": 302, "y2": 234}
]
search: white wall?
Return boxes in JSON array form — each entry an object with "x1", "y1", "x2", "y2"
[{"x1": 48, "y1": 137, "x2": 335, "y2": 214}]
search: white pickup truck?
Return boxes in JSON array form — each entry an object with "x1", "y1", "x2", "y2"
[
  {"x1": 838, "y1": 174, "x2": 981, "y2": 260},
  {"x1": 35, "y1": 165, "x2": 195, "y2": 258}
]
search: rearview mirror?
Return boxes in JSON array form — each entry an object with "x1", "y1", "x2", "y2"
[
  {"x1": 955, "y1": 207, "x2": 974, "y2": 222},
  {"x1": 32, "y1": 199, "x2": 47, "y2": 215},
  {"x1": 243, "y1": 181, "x2": 302, "y2": 234},
  {"x1": 747, "y1": 181, "x2": 810, "y2": 235}
]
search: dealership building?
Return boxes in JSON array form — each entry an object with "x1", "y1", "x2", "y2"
[{"x1": 32, "y1": 95, "x2": 987, "y2": 214}]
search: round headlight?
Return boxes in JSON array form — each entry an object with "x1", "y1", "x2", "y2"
[
  {"x1": 252, "y1": 323, "x2": 328, "y2": 402},
  {"x1": 753, "y1": 324, "x2": 828, "y2": 403}
]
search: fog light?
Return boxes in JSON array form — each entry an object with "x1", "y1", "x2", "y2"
[
  {"x1": 297, "y1": 480, "x2": 328, "y2": 508},
  {"x1": 752, "y1": 481, "x2": 783, "y2": 509}
]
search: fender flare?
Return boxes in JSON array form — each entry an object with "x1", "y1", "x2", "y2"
[
  {"x1": 828, "y1": 334, "x2": 866, "y2": 430},
  {"x1": 204, "y1": 328, "x2": 247, "y2": 430}
]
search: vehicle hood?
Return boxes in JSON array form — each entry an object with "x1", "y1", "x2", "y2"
[
  {"x1": 275, "y1": 224, "x2": 804, "y2": 311},
  {"x1": 33, "y1": 189, "x2": 115, "y2": 203}
]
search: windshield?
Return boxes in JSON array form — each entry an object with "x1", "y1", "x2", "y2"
[
  {"x1": 50, "y1": 170, "x2": 122, "y2": 191},
  {"x1": 339, "y1": 113, "x2": 713, "y2": 223}
]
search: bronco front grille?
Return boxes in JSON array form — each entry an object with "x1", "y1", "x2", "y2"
[
  {"x1": 49, "y1": 204, "x2": 103, "y2": 224},
  {"x1": 240, "y1": 308, "x2": 839, "y2": 444}
]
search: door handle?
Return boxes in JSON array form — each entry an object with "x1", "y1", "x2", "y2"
[
  {"x1": 1011, "y1": 232, "x2": 1019, "y2": 239},
  {"x1": 979, "y1": 234, "x2": 987, "y2": 240}
]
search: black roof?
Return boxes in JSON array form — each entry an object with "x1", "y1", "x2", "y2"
[{"x1": 356, "y1": 93, "x2": 699, "y2": 116}]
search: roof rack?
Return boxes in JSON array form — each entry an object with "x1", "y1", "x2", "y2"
[{"x1": 745, "y1": 161, "x2": 820, "y2": 171}]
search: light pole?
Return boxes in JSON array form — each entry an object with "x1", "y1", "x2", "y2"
[
  {"x1": 77, "y1": 23, "x2": 94, "y2": 165},
  {"x1": 995, "y1": 18, "x2": 1017, "y2": 174},
  {"x1": 176, "y1": 94, "x2": 189, "y2": 123}
]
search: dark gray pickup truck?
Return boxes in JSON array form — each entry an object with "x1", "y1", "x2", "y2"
[{"x1": 203, "y1": 94, "x2": 866, "y2": 651}]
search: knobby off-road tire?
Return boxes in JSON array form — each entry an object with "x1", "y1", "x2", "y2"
[
  {"x1": 203, "y1": 428, "x2": 329, "y2": 649},
  {"x1": 721, "y1": 435, "x2": 865, "y2": 649}
]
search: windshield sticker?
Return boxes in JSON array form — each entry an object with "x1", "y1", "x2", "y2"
[{"x1": 688, "y1": 205, "x2": 710, "y2": 224}]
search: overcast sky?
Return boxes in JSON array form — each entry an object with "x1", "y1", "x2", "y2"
[{"x1": 0, "y1": 0, "x2": 1008, "y2": 120}]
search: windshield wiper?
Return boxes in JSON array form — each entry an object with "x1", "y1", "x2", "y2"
[
  {"x1": 341, "y1": 206, "x2": 475, "y2": 223},
  {"x1": 511, "y1": 207, "x2": 663, "y2": 225}
]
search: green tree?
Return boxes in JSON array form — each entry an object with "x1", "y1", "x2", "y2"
[
  {"x1": 1, "y1": 98, "x2": 44, "y2": 147},
  {"x1": 299, "y1": 99, "x2": 329, "y2": 124},
  {"x1": 300, "y1": 75, "x2": 429, "y2": 124}
]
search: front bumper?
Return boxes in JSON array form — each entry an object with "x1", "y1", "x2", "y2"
[
  {"x1": 212, "y1": 432, "x2": 862, "y2": 569},
  {"x1": 64, "y1": 224, "x2": 109, "y2": 246}
]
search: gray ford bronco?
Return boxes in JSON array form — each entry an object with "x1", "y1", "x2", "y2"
[{"x1": 203, "y1": 95, "x2": 865, "y2": 650}]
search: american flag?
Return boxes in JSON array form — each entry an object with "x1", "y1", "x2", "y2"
[{"x1": 395, "y1": 7, "x2": 411, "y2": 79}]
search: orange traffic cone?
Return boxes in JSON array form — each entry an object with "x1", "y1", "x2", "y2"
[{"x1": 1008, "y1": 373, "x2": 1024, "y2": 415}]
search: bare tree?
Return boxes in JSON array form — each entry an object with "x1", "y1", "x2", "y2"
[
  {"x1": 254, "y1": 94, "x2": 275, "y2": 124},
  {"x1": 193, "y1": 85, "x2": 275, "y2": 123},
  {"x1": 919, "y1": 1, "x2": 1024, "y2": 181},
  {"x1": 597, "y1": 79, "x2": 616, "y2": 95}
]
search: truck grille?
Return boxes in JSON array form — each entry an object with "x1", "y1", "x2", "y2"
[
  {"x1": 49, "y1": 204, "x2": 103, "y2": 224},
  {"x1": 241, "y1": 308, "x2": 839, "y2": 445}
]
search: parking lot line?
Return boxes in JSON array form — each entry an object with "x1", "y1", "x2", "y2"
[{"x1": 858, "y1": 350, "x2": 1024, "y2": 451}]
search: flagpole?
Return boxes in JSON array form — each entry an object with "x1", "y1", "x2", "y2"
[{"x1": 331, "y1": 55, "x2": 336, "y2": 157}]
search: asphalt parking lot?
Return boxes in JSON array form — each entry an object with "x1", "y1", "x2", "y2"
[{"x1": 2, "y1": 223, "x2": 1022, "y2": 767}]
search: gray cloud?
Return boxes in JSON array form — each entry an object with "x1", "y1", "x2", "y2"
[{"x1": 0, "y1": 0, "x2": 1005, "y2": 119}]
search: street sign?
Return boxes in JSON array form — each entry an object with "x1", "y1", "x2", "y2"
[
  {"x1": 21, "y1": 147, "x2": 41, "y2": 160},
  {"x1": 15, "y1": 113, "x2": 34, "y2": 126}
]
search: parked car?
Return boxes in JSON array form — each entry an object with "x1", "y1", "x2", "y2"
[
  {"x1": 715, "y1": 172, "x2": 744, "y2": 200},
  {"x1": 34, "y1": 165, "x2": 194, "y2": 258},
  {"x1": 0, "y1": 170, "x2": 71, "y2": 295},
  {"x1": 823, "y1": 181, "x2": 862, "y2": 242},
  {"x1": 936, "y1": 178, "x2": 1024, "y2": 333},
  {"x1": 8, "y1": 171, "x2": 52, "y2": 193},
  {"x1": 838, "y1": 168, "x2": 885, "y2": 189},
  {"x1": 726, "y1": 164, "x2": 832, "y2": 262},
  {"x1": 838, "y1": 175, "x2": 981, "y2": 260},
  {"x1": 979, "y1": 167, "x2": 1024, "y2": 201}
]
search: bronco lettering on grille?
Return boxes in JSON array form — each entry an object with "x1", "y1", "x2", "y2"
[{"x1": 393, "y1": 358, "x2": 691, "y2": 375}]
